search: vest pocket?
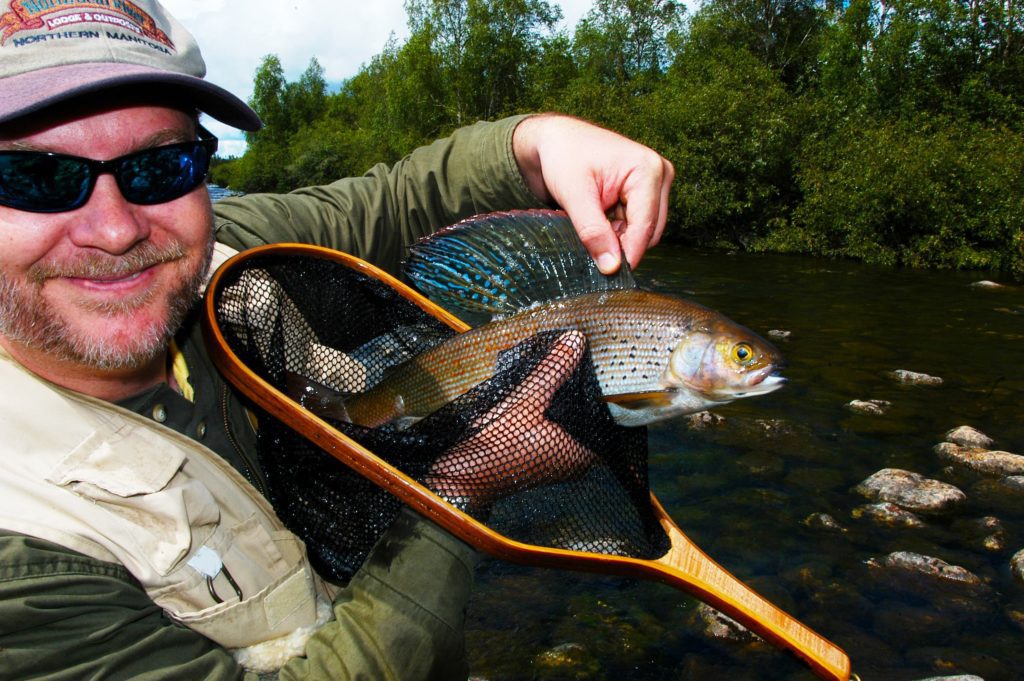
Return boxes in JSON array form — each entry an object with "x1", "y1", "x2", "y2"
[
  {"x1": 46, "y1": 430, "x2": 217, "y2": 575},
  {"x1": 41, "y1": 405, "x2": 321, "y2": 649},
  {"x1": 159, "y1": 513, "x2": 320, "y2": 648}
]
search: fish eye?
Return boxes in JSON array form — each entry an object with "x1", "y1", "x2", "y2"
[{"x1": 731, "y1": 342, "x2": 755, "y2": 365}]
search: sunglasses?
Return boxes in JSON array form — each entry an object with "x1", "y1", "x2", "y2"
[{"x1": 0, "y1": 126, "x2": 219, "y2": 213}]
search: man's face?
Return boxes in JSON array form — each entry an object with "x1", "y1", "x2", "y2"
[{"x1": 0, "y1": 105, "x2": 215, "y2": 372}]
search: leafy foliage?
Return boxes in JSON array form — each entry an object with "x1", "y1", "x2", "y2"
[
  {"x1": 210, "y1": 0, "x2": 1024, "y2": 279},
  {"x1": 766, "y1": 114, "x2": 1024, "y2": 277}
]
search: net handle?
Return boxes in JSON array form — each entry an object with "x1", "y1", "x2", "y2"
[
  {"x1": 202, "y1": 243, "x2": 850, "y2": 681},
  {"x1": 647, "y1": 496, "x2": 851, "y2": 680}
]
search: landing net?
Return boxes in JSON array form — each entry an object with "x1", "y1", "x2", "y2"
[{"x1": 208, "y1": 248, "x2": 669, "y2": 582}]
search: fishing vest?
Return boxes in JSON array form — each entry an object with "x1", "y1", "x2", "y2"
[{"x1": 0, "y1": 243, "x2": 331, "y2": 673}]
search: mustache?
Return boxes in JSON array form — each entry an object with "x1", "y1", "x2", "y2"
[{"x1": 29, "y1": 241, "x2": 188, "y2": 283}]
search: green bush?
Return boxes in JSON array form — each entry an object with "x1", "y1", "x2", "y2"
[{"x1": 760, "y1": 114, "x2": 1024, "y2": 276}]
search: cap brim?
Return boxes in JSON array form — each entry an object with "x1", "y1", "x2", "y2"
[{"x1": 0, "y1": 62, "x2": 262, "y2": 131}]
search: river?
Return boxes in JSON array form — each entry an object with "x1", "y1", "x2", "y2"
[{"x1": 462, "y1": 245, "x2": 1024, "y2": 681}]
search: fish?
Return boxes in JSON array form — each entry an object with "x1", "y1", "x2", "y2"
[{"x1": 321, "y1": 209, "x2": 785, "y2": 428}]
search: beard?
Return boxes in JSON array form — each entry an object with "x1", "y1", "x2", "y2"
[{"x1": 0, "y1": 235, "x2": 214, "y2": 371}]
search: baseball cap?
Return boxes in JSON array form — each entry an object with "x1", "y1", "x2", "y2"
[{"x1": 0, "y1": 0, "x2": 261, "y2": 130}]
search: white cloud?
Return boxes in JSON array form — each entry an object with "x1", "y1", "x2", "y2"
[{"x1": 160, "y1": 0, "x2": 597, "y2": 154}]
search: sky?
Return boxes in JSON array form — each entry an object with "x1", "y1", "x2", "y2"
[{"x1": 161, "y1": 1, "x2": 598, "y2": 156}]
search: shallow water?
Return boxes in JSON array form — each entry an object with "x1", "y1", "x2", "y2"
[{"x1": 464, "y1": 247, "x2": 1024, "y2": 681}]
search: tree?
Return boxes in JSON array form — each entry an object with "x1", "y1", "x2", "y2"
[
  {"x1": 653, "y1": 47, "x2": 797, "y2": 246},
  {"x1": 214, "y1": 0, "x2": 1024, "y2": 279},
  {"x1": 285, "y1": 57, "x2": 329, "y2": 128},
  {"x1": 786, "y1": 114, "x2": 1024, "y2": 275},
  {"x1": 572, "y1": 0, "x2": 685, "y2": 90},
  {"x1": 404, "y1": 0, "x2": 561, "y2": 123},
  {"x1": 686, "y1": 0, "x2": 826, "y2": 90},
  {"x1": 248, "y1": 54, "x2": 288, "y2": 145},
  {"x1": 817, "y1": 0, "x2": 1024, "y2": 120}
]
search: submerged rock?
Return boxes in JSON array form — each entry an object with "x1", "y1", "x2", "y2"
[
  {"x1": 852, "y1": 502, "x2": 926, "y2": 528},
  {"x1": 952, "y1": 516, "x2": 1007, "y2": 553},
  {"x1": 970, "y1": 279, "x2": 1004, "y2": 289},
  {"x1": 685, "y1": 410, "x2": 726, "y2": 430},
  {"x1": 945, "y1": 426, "x2": 994, "y2": 449},
  {"x1": 865, "y1": 551, "x2": 994, "y2": 605},
  {"x1": 970, "y1": 477, "x2": 1024, "y2": 517},
  {"x1": 1007, "y1": 606, "x2": 1024, "y2": 631},
  {"x1": 872, "y1": 604, "x2": 956, "y2": 647},
  {"x1": 1012, "y1": 549, "x2": 1024, "y2": 584},
  {"x1": 846, "y1": 399, "x2": 891, "y2": 415},
  {"x1": 934, "y1": 443, "x2": 1024, "y2": 476},
  {"x1": 913, "y1": 676, "x2": 986, "y2": 681},
  {"x1": 533, "y1": 642, "x2": 598, "y2": 675},
  {"x1": 754, "y1": 418, "x2": 795, "y2": 437},
  {"x1": 854, "y1": 468, "x2": 966, "y2": 515},
  {"x1": 803, "y1": 512, "x2": 846, "y2": 532},
  {"x1": 767, "y1": 329, "x2": 791, "y2": 340},
  {"x1": 906, "y1": 647, "x2": 1012, "y2": 680},
  {"x1": 736, "y1": 451, "x2": 785, "y2": 477},
  {"x1": 888, "y1": 369, "x2": 944, "y2": 386},
  {"x1": 1004, "y1": 475, "x2": 1024, "y2": 491},
  {"x1": 689, "y1": 603, "x2": 763, "y2": 644}
]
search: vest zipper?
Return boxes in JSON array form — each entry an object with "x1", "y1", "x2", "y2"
[{"x1": 221, "y1": 384, "x2": 268, "y2": 497}]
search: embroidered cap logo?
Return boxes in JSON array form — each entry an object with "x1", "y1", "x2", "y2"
[{"x1": 1, "y1": 1, "x2": 174, "y2": 48}]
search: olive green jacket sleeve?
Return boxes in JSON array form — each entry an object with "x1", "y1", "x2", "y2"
[
  {"x1": 279, "y1": 510, "x2": 480, "y2": 681},
  {"x1": 0, "y1": 510, "x2": 478, "y2": 681},
  {"x1": 212, "y1": 115, "x2": 544, "y2": 276},
  {"x1": 0, "y1": 532, "x2": 245, "y2": 681}
]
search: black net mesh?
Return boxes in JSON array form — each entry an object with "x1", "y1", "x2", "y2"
[{"x1": 209, "y1": 250, "x2": 670, "y2": 582}]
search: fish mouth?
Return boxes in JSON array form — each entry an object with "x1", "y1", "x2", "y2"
[
  {"x1": 684, "y1": 369, "x2": 786, "y2": 400},
  {"x1": 737, "y1": 371, "x2": 787, "y2": 397}
]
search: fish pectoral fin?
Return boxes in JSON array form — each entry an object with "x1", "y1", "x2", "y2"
[
  {"x1": 284, "y1": 370, "x2": 353, "y2": 422},
  {"x1": 602, "y1": 391, "x2": 677, "y2": 410}
]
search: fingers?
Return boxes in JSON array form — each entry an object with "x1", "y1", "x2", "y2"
[
  {"x1": 619, "y1": 156, "x2": 675, "y2": 270},
  {"x1": 511, "y1": 114, "x2": 674, "y2": 275}
]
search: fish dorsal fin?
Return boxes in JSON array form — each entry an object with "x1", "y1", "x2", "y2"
[{"x1": 405, "y1": 209, "x2": 636, "y2": 322}]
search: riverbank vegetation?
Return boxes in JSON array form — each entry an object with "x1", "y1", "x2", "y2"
[{"x1": 209, "y1": 0, "x2": 1024, "y2": 278}]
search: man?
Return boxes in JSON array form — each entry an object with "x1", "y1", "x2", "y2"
[{"x1": 0, "y1": 1, "x2": 674, "y2": 678}]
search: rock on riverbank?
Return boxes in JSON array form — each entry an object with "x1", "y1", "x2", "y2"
[
  {"x1": 846, "y1": 399, "x2": 891, "y2": 415},
  {"x1": 934, "y1": 443, "x2": 1024, "y2": 476},
  {"x1": 944, "y1": 426, "x2": 994, "y2": 449}
]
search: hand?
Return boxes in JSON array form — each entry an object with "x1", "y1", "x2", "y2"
[
  {"x1": 513, "y1": 114, "x2": 675, "y2": 274},
  {"x1": 425, "y1": 330, "x2": 596, "y2": 510}
]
